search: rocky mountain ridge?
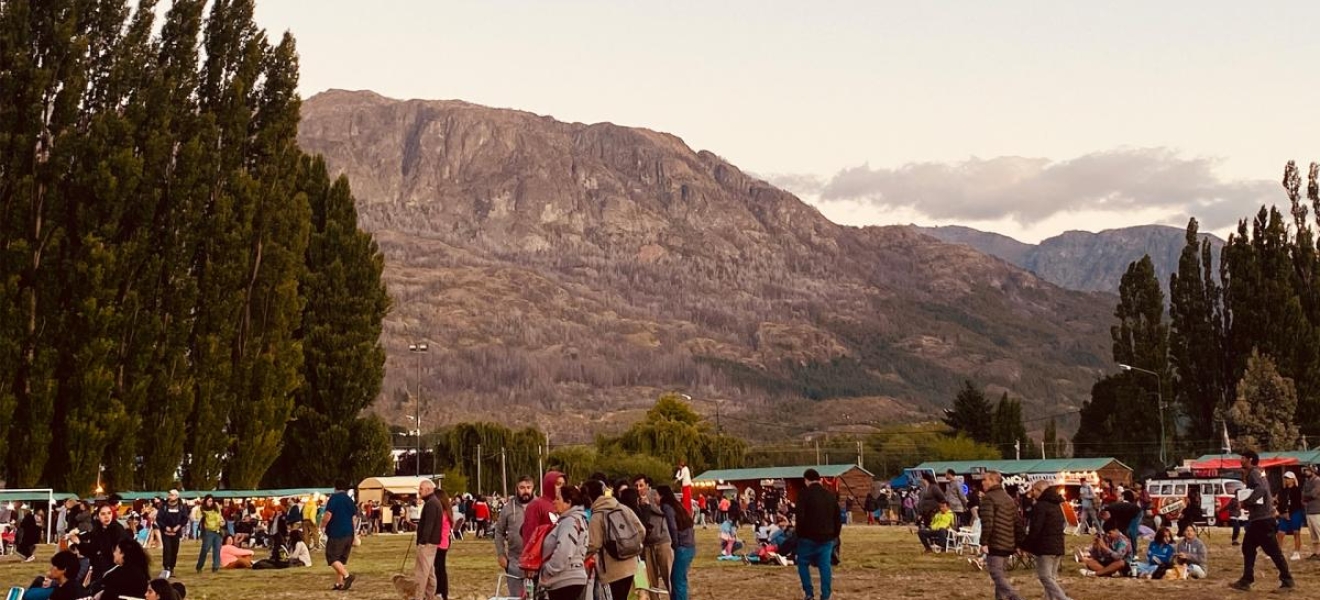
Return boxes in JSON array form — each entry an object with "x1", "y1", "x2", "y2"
[
  {"x1": 298, "y1": 89, "x2": 1115, "y2": 438},
  {"x1": 917, "y1": 224, "x2": 1225, "y2": 292}
]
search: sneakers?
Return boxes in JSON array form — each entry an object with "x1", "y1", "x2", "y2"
[
  {"x1": 1079, "y1": 569, "x2": 1096, "y2": 577},
  {"x1": 1229, "y1": 580, "x2": 1252, "y2": 592},
  {"x1": 1291, "y1": 551, "x2": 1301, "y2": 561},
  {"x1": 158, "y1": 569, "x2": 171, "y2": 579},
  {"x1": 1276, "y1": 580, "x2": 1297, "y2": 594},
  {"x1": 23, "y1": 554, "x2": 35, "y2": 563},
  {"x1": 342, "y1": 573, "x2": 357, "y2": 591}
]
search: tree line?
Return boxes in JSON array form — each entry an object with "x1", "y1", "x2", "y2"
[
  {"x1": 1074, "y1": 161, "x2": 1320, "y2": 474},
  {"x1": 0, "y1": 0, "x2": 390, "y2": 492}
]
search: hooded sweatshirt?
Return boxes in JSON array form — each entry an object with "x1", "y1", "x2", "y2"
[
  {"x1": 521, "y1": 471, "x2": 563, "y2": 545},
  {"x1": 540, "y1": 506, "x2": 589, "y2": 590}
]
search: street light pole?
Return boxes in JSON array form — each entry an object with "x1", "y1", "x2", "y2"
[
  {"x1": 1119, "y1": 363, "x2": 1166, "y2": 467},
  {"x1": 409, "y1": 341, "x2": 429, "y2": 476}
]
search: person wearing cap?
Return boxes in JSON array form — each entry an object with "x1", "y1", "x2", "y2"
[
  {"x1": 794, "y1": 468, "x2": 841, "y2": 600},
  {"x1": 1302, "y1": 465, "x2": 1320, "y2": 559},
  {"x1": 1279, "y1": 470, "x2": 1306, "y2": 561},
  {"x1": 1230, "y1": 449, "x2": 1295, "y2": 592}
]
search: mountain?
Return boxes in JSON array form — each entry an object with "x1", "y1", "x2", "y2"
[
  {"x1": 917, "y1": 224, "x2": 1225, "y2": 293},
  {"x1": 297, "y1": 90, "x2": 1115, "y2": 439}
]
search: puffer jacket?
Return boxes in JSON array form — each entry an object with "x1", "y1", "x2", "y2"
[
  {"x1": 979, "y1": 484, "x2": 1024, "y2": 556},
  {"x1": 1023, "y1": 488, "x2": 1065, "y2": 556}
]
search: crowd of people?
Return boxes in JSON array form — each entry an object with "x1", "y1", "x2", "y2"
[{"x1": 10, "y1": 451, "x2": 1318, "y2": 598}]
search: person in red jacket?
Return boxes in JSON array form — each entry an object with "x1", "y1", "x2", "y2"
[
  {"x1": 474, "y1": 496, "x2": 492, "y2": 538},
  {"x1": 520, "y1": 471, "x2": 565, "y2": 560}
]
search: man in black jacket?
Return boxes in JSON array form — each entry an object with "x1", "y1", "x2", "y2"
[
  {"x1": 1023, "y1": 480, "x2": 1069, "y2": 600},
  {"x1": 411, "y1": 480, "x2": 444, "y2": 600},
  {"x1": 156, "y1": 490, "x2": 190, "y2": 579},
  {"x1": 794, "y1": 469, "x2": 842, "y2": 600}
]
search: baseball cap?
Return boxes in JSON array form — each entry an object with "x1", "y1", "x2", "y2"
[{"x1": 1285, "y1": 471, "x2": 1298, "y2": 480}]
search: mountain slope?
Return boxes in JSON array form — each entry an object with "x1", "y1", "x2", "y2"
[
  {"x1": 298, "y1": 90, "x2": 1114, "y2": 438},
  {"x1": 917, "y1": 224, "x2": 1224, "y2": 292}
]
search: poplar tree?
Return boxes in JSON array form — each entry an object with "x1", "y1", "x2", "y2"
[
  {"x1": 990, "y1": 393, "x2": 1029, "y2": 459},
  {"x1": 265, "y1": 156, "x2": 389, "y2": 487},
  {"x1": 1168, "y1": 218, "x2": 1229, "y2": 441},
  {"x1": 1076, "y1": 257, "x2": 1168, "y2": 472}
]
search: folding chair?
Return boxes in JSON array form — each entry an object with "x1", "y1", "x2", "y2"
[
  {"x1": 6, "y1": 586, "x2": 25, "y2": 600},
  {"x1": 488, "y1": 573, "x2": 523, "y2": 600},
  {"x1": 951, "y1": 523, "x2": 981, "y2": 555}
]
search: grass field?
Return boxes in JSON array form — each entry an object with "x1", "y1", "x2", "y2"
[{"x1": 1, "y1": 525, "x2": 1314, "y2": 599}]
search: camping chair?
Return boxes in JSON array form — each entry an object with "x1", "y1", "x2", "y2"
[
  {"x1": 6, "y1": 587, "x2": 24, "y2": 600},
  {"x1": 950, "y1": 521, "x2": 981, "y2": 555}
]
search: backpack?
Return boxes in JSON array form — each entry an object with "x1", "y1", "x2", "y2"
[
  {"x1": 602, "y1": 508, "x2": 644, "y2": 560},
  {"x1": 519, "y1": 523, "x2": 554, "y2": 572}
]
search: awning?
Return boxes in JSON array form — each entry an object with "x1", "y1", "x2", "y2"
[{"x1": 1191, "y1": 456, "x2": 1297, "y2": 470}]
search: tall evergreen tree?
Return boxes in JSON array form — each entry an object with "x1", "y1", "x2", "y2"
[
  {"x1": 1076, "y1": 257, "x2": 1169, "y2": 473},
  {"x1": 990, "y1": 393, "x2": 1030, "y2": 459},
  {"x1": 1169, "y1": 218, "x2": 1229, "y2": 444},
  {"x1": 942, "y1": 380, "x2": 994, "y2": 444},
  {"x1": 266, "y1": 156, "x2": 389, "y2": 487}
]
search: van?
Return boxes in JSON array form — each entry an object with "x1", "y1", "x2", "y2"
[{"x1": 1145, "y1": 477, "x2": 1245, "y2": 525}]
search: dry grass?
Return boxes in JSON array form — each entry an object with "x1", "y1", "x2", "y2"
[{"x1": 0, "y1": 525, "x2": 1312, "y2": 599}]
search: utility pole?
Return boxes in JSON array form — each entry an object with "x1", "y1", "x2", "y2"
[
  {"x1": 1015, "y1": 440, "x2": 1021, "y2": 461},
  {"x1": 477, "y1": 443, "x2": 483, "y2": 495},
  {"x1": 1041, "y1": 440, "x2": 1046, "y2": 460},
  {"x1": 857, "y1": 440, "x2": 863, "y2": 467},
  {"x1": 815, "y1": 439, "x2": 821, "y2": 465},
  {"x1": 501, "y1": 447, "x2": 508, "y2": 498},
  {"x1": 409, "y1": 341, "x2": 429, "y2": 476}
]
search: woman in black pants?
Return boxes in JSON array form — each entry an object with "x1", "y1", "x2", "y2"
[{"x1": 434, "y1": 489, "x2": 453, "y2": 600}]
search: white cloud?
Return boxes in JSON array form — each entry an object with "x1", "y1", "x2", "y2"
[{"x1": 765, "y1": 148, "x2": 1280, "y2": 237}]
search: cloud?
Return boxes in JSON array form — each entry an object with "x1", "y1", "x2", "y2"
[{"x1": 768, "y1": 148, "x2": 1279, "y2": 230}]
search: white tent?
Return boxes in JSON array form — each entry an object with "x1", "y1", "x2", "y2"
[{"x1": 357, "y1": 476, "x2": 433, "y2": 504}]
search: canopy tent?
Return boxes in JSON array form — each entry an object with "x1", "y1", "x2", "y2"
[
  {"x1": 0, "y1": 490, "x2": 77, "y2": 503},
  {"x1": 1190, "y1": 454, "x2": 1307, "y2": 471},
  {"x1": 357, "y1": 476, "x2": 432, "y2": 504}
]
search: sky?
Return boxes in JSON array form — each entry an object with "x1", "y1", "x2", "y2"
[{"x1": 250, "y1": 1, "x2": 1320, "y2": 243}]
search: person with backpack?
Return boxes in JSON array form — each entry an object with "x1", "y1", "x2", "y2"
[
  {"x1": 540, "y1": 484, "x2": 589, "y2": 600},
  {"x1": 585, "y1": 480, "x2": 646, "y2": 600}
]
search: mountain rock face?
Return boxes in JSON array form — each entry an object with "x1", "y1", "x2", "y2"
[
  {"x1": 298, "y1": 90, "x2": 1114, "y2": 438},
  {"x1": 917, "y1": 225, "x2": 1225, "y2": 293}
]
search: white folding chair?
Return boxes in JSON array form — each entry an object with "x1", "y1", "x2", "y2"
[
  {"x1": 488, "y1": 573, "x2": 522, "y2": 600},
  {"x1": 953, "y1": 521, "x2": 982, "y2": 555},
  {"x1": 6, "y1": 586, "x2": 25, "y2": 600}
]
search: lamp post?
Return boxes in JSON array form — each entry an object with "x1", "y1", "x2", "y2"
[
  {"x1": 409, "y1": 341, "x2": 429, "y2": 476},
  {"x1": 1119, "y1": 363, "x2": 1166, "y2": 466},
  {"x1": 680, "y1": 392, "x2": 724, "y2": 468}
]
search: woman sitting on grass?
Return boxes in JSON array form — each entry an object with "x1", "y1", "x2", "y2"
[
  {"x1": 288, "y1": 530, "x2": 312, "y2": 567},
  {"x1": 96, "y1": 539, "x2": 151, "y2": 600},
  {"x1": 219, "y1": 534, "x2": 255, "y2": 569},
  {"x1": 1133, "y1": 527, "x2": 1175, "y2": 579}
]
